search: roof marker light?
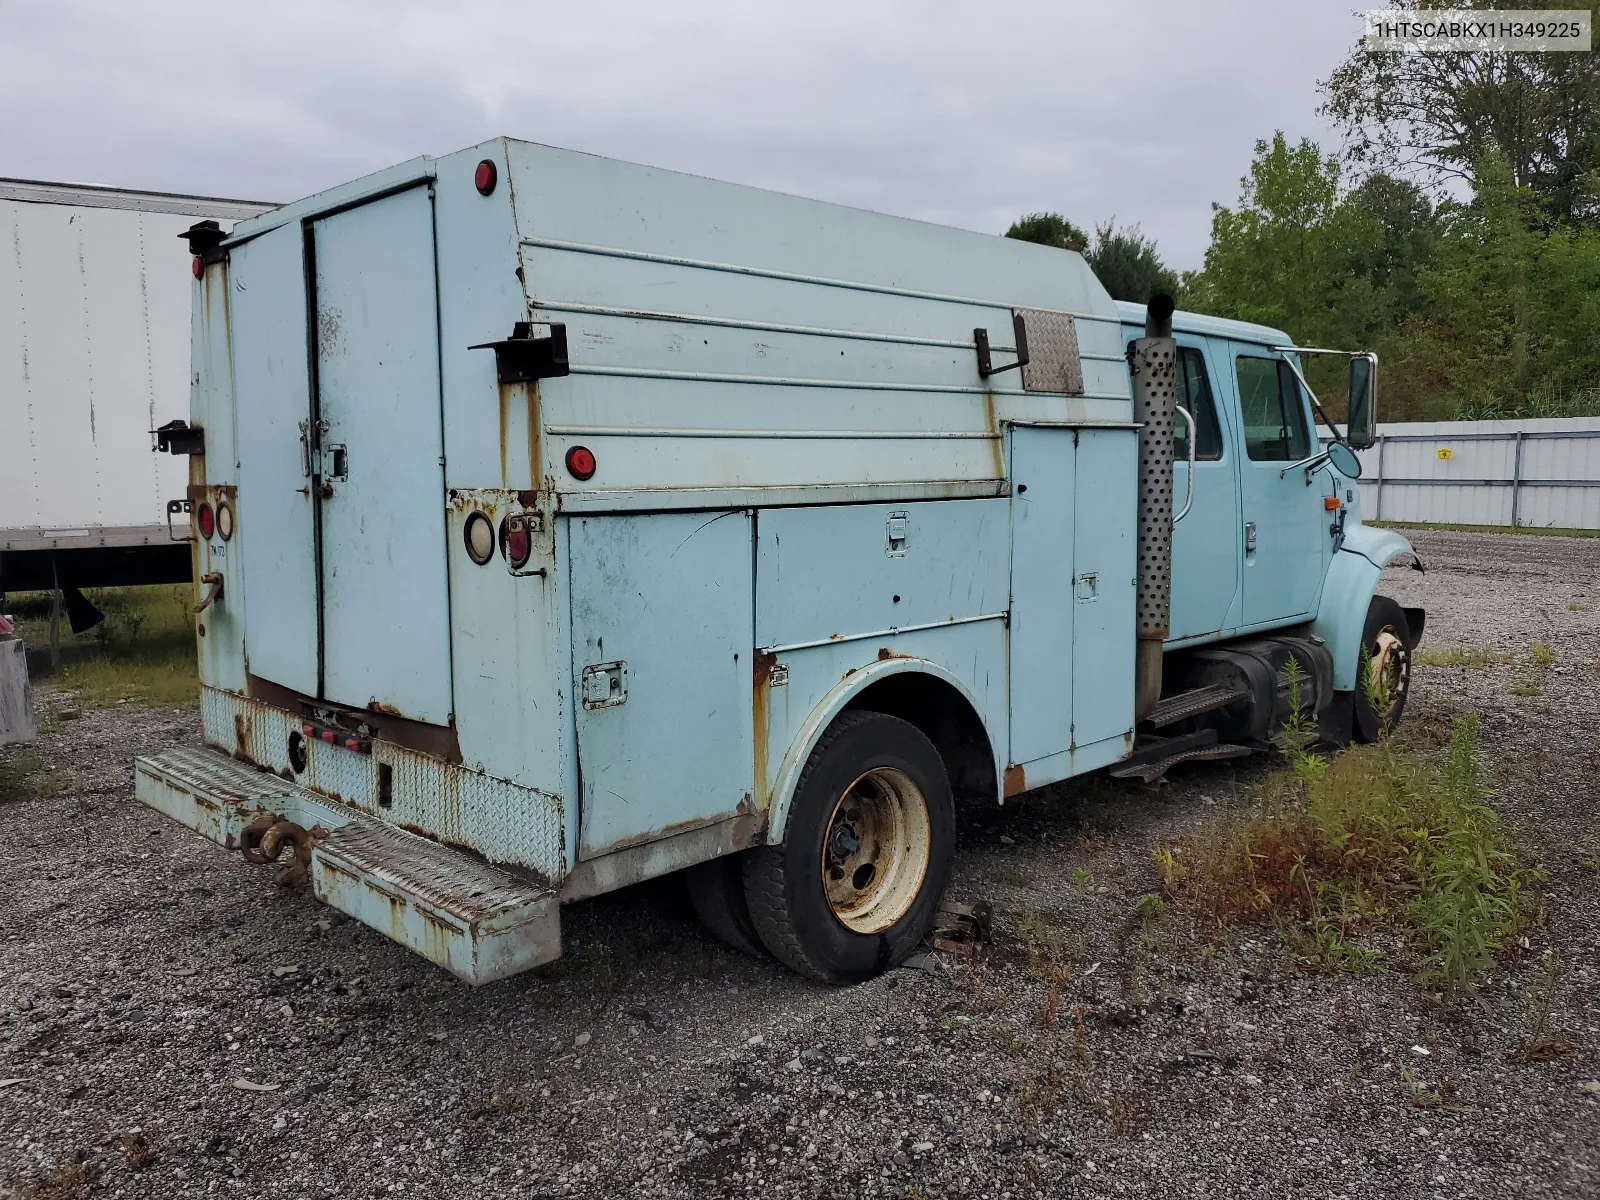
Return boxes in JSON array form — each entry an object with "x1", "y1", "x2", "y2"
[{"x1": 475, "y1": 159, "x2": 497, "y2": 195}]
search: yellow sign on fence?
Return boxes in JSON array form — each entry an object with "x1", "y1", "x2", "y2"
[{"x1": 1437, "y1": 447, "x2": 1454, "y2": 460}]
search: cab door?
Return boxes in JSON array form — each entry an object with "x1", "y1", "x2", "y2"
[
  {"x1": 1228, "y1": 345, "x2": 1327, "y2": 626},
  {"x1": 1167, "y1": 339, "x2": 1241, "y2": 639}
]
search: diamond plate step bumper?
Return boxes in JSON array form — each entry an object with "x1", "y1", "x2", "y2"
[{"x1": 135, "y1": 747, "x2": 559, "y2": 985}]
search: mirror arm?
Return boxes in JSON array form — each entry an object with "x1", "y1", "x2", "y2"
[
  {"x1": 1280, "y1": 355, "x2": 1346, "y2": 446},
  {"x1": 1280, "y1": 450, "x2": 1331, "y2": 481}
]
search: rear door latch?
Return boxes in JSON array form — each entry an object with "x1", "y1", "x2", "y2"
[{"x1": 581, "y1": 661, "x2": 628, "y2": 709}]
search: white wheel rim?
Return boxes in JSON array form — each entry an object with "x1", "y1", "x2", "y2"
[
  {"x1": 821, "y1": 767, "x2": 931, "y2": 935},
  {"x1": 1371, "y1": 626, "x2": 1409, "y2": 720}
]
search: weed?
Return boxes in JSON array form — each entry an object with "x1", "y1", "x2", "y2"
[
  {"x1": 1158, "y1": 714, "x2": 1540, "y2": 993},
  {"x1": 1509, "y1": 950, "x2": 1578, "y2": 1063},
  {"x1": 1071, "y1": 866, "x2": 1092, "y2": 892},
  {"x1": 1569, "y1": 602, "x2": 1591, "y2": 613},
  {"x1": 1014, "y1": 911, "x2": 1081, "y2": 986},
  {"x1": 1130, "y1": 893, "x2": 1166, "y2": 922},
  {"x1": 993, "y1": 1027, "x2": 1032, "y2": 1056},
  {"x1": 10, "y1": 1154, "x2": 101, "y2": 1200},
  {"x1": 994, "y1": 865, "x2": 1034, "y2": 888},
  {"x1": 1509, "y1": 683, "x2": 1543, "y2": 697},
  {"x1": 1531, "y1": 642, "x2": 1555, "y2": 669},
  {"x1": 117, "y1": 1131, "x2": 161, "y2": 1171},
  {"x1": 1399, "y1": 1064, "x2": 1458, "y2": 1111},
  {"x1": 1414, "y1": 646, "x2": 1501, "y2": 668}
]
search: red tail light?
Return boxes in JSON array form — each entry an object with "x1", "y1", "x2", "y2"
[
  {"x1": 474, "y1": 159, "x2": 497, "y2": 195},
  {"x1": 191, "y1": 255, "x2": 203, "y2": 279},
  {"x1": 197, "y1": 503, "x2": 215, "y2": 539},
  {"x1": 502, "y1": 514, "x2": 531, "y2": 569}
]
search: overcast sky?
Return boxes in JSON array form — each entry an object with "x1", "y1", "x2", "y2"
[{"x1": 1, "y1": 0, "x2": 1369, "y2": 271}]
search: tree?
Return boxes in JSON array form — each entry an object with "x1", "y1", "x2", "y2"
[
  {"x1": 1320, "y1": 1, "x2": 1600, "y2": 220},
  {"x1": 1184, "y1": 133, "x2": 1390, "y2": 363},
  {"x1": 1346, "y1": 172, "x2": 1439, "y2": 320},
  {"x1": 1083, "y1": 221, "x2": 1180, "y2": 303},
  {"x1": 1005, "y1": 212, "x2": 1088, "y2": 252}
]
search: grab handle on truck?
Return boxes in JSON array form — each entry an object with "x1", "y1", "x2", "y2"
[{"x1": 1173, "y1": 405, "x2": 1196, "y2": 523}]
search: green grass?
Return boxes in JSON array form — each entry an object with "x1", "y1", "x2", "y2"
[
  {"x1": 10, "y1": 585, "x2": 198, "y2": 709},
  {"x1": 1369, "y1": 520, "x2": 1600, "y2": 539},
  {"x1": 1157, "y1": 715, "x2": 1541, "y2": 992},
  {"x1": 1415, "y1": 646, "x2": 1502, "y2": 668}
]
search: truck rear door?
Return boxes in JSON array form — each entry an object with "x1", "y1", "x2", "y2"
[
  {"x1": 310, "y1": 187, "x2": 452, "y2": 725},
  {"x1": 231, "y1": 187, "x2": 452, "y2": 727}
]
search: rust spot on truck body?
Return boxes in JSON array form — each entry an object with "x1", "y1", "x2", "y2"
[
  {"x1": 1003, "y1": 763, "x2": 1027, "y2": 798},
  {"x1": 752, "y1": 649, "x2": 777, "y2": 808}
]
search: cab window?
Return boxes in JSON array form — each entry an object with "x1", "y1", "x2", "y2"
[
  {"x1": 1175, "y1": 347, "x2": 1223, "y2": 461},
  {"x1": 1236, "y1": 355, "x2": 1311, "y2": 462}
]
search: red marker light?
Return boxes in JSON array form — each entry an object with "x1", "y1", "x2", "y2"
[
  {"x1": 321, "y1": 729, "x2": 336, "y2": 744},
  {"x1": 191, "y1": 255, "x2": 203, "y2": 279},
  {"x1": 197, "y1": 503, "x2": 215, "y2": 539},
  {"x1": 474, "y1": 159, "x2": 497, "y2": 195},
  {"x1": 565, "y1": 445, "x2": 597, "y2": 481}
]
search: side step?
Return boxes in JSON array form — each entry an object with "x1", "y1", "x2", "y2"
[
  {"x1": 1110, "y1": 739, "x2": 1252, "y2": 784},
  {"x1": 135, "y1": 747, "x2": 559, "y2": 985},
  {"x1": 1147, "y1": 683, "x2": 1250, "y2": 730}
]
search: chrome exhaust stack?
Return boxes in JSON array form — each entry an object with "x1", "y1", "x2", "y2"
[{"x1": 1132, "y1": 294, "x2": 1178, "y2": 721}]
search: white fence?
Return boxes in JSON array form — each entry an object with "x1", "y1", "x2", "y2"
[{"x1": 1339, "y1": 417, "x2": 1600, "y2": 531}]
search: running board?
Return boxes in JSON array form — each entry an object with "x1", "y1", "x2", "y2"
[
  {"x1": 134, "y1": 747, "x2": 559, "y2": 985},
  {"x1": 1110, "y1": 741, "x2": 1253, "y2": 784},
  {"x1": 1147, "y1": 683, "x2": 1250, "y2": 729}
]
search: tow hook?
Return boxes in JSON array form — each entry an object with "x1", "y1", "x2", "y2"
[
  {"x1": 193, "y1": 572, "x2": 224, "y2": 614},
  {"x1": 240, "y1": 814, "x2": 324, "y2": 888}
]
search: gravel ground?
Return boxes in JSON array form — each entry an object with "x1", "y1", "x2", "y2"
[{"x1": 3, "y1": 527, "x2": 1599, "y2": 1200}]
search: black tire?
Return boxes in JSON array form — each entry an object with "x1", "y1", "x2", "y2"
[
  {"x1": 743, "y1": 710, "x2": 954, "y2": 984},
  {"x1": 684, "y1": 853, "x2": 768, "y2": 959},
  {"x1": 1353, "y1": 594, "x2": 1413, "y2": 744}
]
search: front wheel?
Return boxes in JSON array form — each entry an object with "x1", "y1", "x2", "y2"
[
  {"x1": 1353, "y1": 594, "x2": 1413, "y2": 743},
  {"x1": 743, "y1": 711, "x2": 954, "y2": 983}
]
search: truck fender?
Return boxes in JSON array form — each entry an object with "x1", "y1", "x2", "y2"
[
  {"x1": 1311, "y1": 525, "x2": 1422, "y2": 692},
  {"x1": 763, "y1": 656, "x2": 1001, "y2": 846}
]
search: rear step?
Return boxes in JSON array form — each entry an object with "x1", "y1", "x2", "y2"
[
  {"x1": 135, "y1": 747, "x2": 558, "y2": 985},
  {"x1": 1147, "y1": 683, "x2": 1250, "y2": 729}
]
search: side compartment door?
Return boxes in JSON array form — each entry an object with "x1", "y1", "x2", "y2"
[
  {"x1": 232, "y1": 222, "x2": 319, "y2": 697},
  {"x1": 568, "y1": 510, "x2": 754, "y2": 859},
  {"x1": 312, "y1": 187, "x2": 453, "y2": 725},
  {"x1": 1069, "y1": 427, "x2": 1136, "y2": 750},
  {"x1": 1229, "y1": 344, "x2": 1327, "y2": 626},
  {"x1": 1008, "y1": 426, "x2": 1076, "y2": 764}
]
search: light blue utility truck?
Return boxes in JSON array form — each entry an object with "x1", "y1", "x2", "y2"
[{"x1": 134, "y1": 139, "x2": 1424, "y2": 985}]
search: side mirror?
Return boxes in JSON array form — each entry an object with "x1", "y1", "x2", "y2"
[
  {"x1": 1327, "y1": 441, "x2": 1362, "y2": 480},
  {"x1": 1347, "y1": 354, "x2": 1377, "y2": 449}
]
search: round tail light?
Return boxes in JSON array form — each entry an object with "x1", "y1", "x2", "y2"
[
  {"x1": 196, "y1": 502, "x2": 215, "y2": 539},
  {"x1": 216, "y1": 502, "x2": 235, "y2": 541},
  {"x1": 474, "y1": 159, "x2": 498, "y2": 195},
  {"x1": 463, "y1": 511, "x2": 495, "y2": 564},
  {"x1": 501, "y1": 514, "x2": 532, "y2": 569},
  {"x1": 565, "y1": 445, "x2": 597, "y2": 481}
]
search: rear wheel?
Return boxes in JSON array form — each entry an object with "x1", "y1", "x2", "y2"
[
  {"x1": 685, "y1": 853, "x2": 767, "y2": 959},
  {"x1": 1353, "y1": 595, "x2": 1413, "y2": 743},
  {"x1": 743, "y1": 710, "x2": 954, "y2": 983}
]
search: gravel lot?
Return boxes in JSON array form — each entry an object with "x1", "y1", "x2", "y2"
[{"x1": 3, "y1": 527, "x2": 1599, "y2": 1200}]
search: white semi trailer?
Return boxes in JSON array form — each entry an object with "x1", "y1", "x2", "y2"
[
  {"x1": 0, "y1": 178, "x2": 273, "y2": 741},
  {"x1": 0, "y1": 178, "x2": 274, "y2": 597}
]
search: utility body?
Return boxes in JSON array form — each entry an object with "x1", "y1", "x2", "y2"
[{"x1": 134, "y1": 140, "x2": 1424, "y2": 984}]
